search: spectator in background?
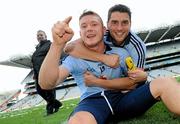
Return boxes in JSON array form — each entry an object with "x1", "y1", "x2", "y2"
[{"x1": 31, "y1": 30, "x2": 62, "y2": 116}]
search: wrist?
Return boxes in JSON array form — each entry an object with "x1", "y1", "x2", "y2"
[
  {"x1": 95, "y1": 78, "x2": 104, "y2": 86},
  {"x1": 98, "y1": 54, "x2": 106, "y2": 62},
  {"x1": 51, "y1": 42, "x2": 65, "y2": 49}
]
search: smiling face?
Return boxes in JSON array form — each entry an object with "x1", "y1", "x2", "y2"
[
  {"x1": 107, "y1": 12, "x2": 131, "y2": 46},
  {"x1": 79, "y1": 14, "x2": 106, "y2": 49},
  {"x1": 37, "y1": 30, "x2": 47, "y2": 42}
]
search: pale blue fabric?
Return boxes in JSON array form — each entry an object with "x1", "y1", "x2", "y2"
[{"x1": 62, "y1": 47, "x2": 129, "y2": 100}]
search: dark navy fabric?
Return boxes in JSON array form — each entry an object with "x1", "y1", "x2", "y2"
[{"x1": 70, "y1": 83, "x2": 158, "y2": 124}]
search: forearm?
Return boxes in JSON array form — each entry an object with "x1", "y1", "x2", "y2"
[
  {"x1": 65, "y1": 39, "x2": 104, "y2": 62},
  {"x1": 39, "y1": 43, "x2": 65, "y2": 89},
  {"x1": 92, "y1": 77, "x2": 136, "y2": 90}
]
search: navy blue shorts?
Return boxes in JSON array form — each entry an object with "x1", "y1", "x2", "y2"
[
  {"x1": 70, "y1": 83, "x2": 158, "y2": 124},
  {"x1": 70, "y1": 92, "x2": 111, "y2": 124},
  {"x1": 107, "y1": 82, "x2": 158, "y2": 122}
]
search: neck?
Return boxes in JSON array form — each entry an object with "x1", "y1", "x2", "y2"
[{"x1": 87, "y1": 41, "x2": 105, "y2": 53}]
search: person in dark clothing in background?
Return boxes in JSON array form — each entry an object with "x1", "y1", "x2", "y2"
[{"x1": 31, "y1": 30, "x2": 62, "y2": 116}]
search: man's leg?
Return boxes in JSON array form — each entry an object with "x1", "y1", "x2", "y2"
[
  {"x1": 68, "y1": 93, "x2": 111, "y2": 124},
  {"x1": 68, "y1": 111, "x2": 97, "y2": 124},
  {"x1": 150, "y1": 77, "x2": 180, "y2": 114},
  {"x1": 109, "y1": 83, "x2": 157, "y2": 121},
  {"x1": 46, "y1": 102, "x2": 54, "y2": 115},
  {"x1": 36, "y1": 80, "x2": 50, "y2": 101},
  {"x1": 36, "y1": 81, "x2": 56, "y2": 115},
  {"x1": 49, "y1": 89, "x2": 62, "y2": 112},
  {"x1": 44, "y1": 89, "x2": 63, "y2": 114},
  {"x1": 54, "y1": 99, "x2": 62, "y2": 112}
]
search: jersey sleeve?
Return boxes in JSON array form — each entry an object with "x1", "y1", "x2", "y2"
[{"x1": 128, "y1": 32, "x2": 146, "y2": 69}]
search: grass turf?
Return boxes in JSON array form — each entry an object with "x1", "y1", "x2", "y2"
[{"x1": 1, "y1": 99, "x2": 180, "y2": 124}]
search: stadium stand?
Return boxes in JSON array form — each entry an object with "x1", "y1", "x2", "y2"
[{"x1": 0, "y1": 90, "x2": 21, "y2": 112}]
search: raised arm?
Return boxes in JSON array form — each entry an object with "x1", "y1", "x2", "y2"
[
  {"x1": 64, "y1": 39, "x2": 119, "y2": 68},
  {"x1": 39, "y1": 16, "x2": 74, "y2": 90}
]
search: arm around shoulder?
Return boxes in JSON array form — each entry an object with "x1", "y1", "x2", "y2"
[{"x1": 64, "y1": 38, "x2": 119, "y2": 68}]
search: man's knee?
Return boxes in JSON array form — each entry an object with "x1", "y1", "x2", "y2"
[
  {"x1": 68, "y1": 111, "x2": 97, "y2": 124},
  {"x1": 150, "y1": 77, "x2": 174, "y2": 98},
  {"x1": 152, "y1": 77, "x2": 174, "y2": 87}
]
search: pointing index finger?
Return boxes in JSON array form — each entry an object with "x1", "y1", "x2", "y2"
[{"x1": 63, "y1": 16, "x2": 72, "y2": 25}]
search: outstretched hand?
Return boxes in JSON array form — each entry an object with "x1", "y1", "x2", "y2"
[{"x1": 52, "y1": 16, "x2": 74, "y2": 45}]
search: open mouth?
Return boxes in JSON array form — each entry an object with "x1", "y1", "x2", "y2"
[{"x1": 87, "y1": 34, "x2": 96, "y2": 38}]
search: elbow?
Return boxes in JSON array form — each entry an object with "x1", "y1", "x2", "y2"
[
  {"x1": 38, "y1": 74, "x2": 58, "y2": 90},
  {"x1": 38, "y1": 69, "x2": 59, "y2": 90},
  {"x1": 64, "y1": 42, "x2": 75, "y2": 54},
  {"x1": 39, "y1": 80, "x2": 56, "y2": 90},
  {"x1": 38, "y1": 80, "x2": 47, "y2": 89},
  {"x1": 64, "y1": 38, "x2": 81, "y2": 54}
]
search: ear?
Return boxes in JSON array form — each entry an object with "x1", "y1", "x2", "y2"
[
  {"x1": 79, "y1": 30, "x2": 82, "y2": 37},
  {"x1": 107, "y1": 22, "x2": 109, "y2": 30},
  {"x1": 103, "y1": 26, "x2": 107, "y2": 34}
]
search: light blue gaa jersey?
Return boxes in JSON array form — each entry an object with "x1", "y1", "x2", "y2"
[
  {"x1": 62, "y1": 47, "x2": 130, "y2": 101},
  {"x1": 104, "y1": 31, "x2": 146, "y2": 69}
]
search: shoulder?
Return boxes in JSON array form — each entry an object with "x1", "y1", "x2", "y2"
[
  {"x1": 129, "y1": 31, "x2": 144, "y2": 44},
  {"x1": 62, "y1": 56, "x2": 82, "y2": 65},
  {"x1": 109, "y1": 47, "x2": 129, "y2": 57},
  {"x1": 63, "y1": 55, "x2": 76, "y2": 62},
  {"x1": 41, "y1": 40, "x2": 51, "y2": 50},
  {"x1": 62, "y1": 56, "x2": 86, "y2": 73},
  {"x1": 45, "y1": 40, "x2": 51, "y2": 45},
  {"x1": 62, "y1": 56, "x2": 77, "y2": 69},
  {"x1": 127, "y1": 31, "x2": 146, "y2": 51}
]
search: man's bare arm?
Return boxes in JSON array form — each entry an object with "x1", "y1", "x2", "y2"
[
  {"x1": 64, "y1": 39, "x2": 119, "y2": 68},
  {"x1": 83, "y1": 71, "x2": 143, "y2": 90},
  {"x1": 39, "y1": 16, "x2": 74, "y2": 90}
]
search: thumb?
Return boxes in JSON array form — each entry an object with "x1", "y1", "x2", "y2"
[
  {"x1": 64, "y1": 26, "x2": 74, "y2": 34},
  {"x1": 63, "y1": 16, "x2": 72, "y2": 25}
]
